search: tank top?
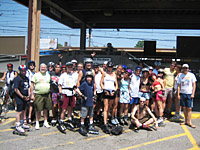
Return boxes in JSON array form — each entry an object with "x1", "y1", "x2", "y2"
[
  {"x1": 104, "y1": 73, "x2": 116, "y2": 91},
  {"x1": 120, "y1": 78, "x2": 129, "y2": 94},
  {"x1": 6, "y1": 71, "x2": 16, "y2": 85}
]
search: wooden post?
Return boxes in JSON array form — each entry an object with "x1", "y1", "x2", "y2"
[{"x1": 27, "y1": 0, "x2": 41, "y2": 71}]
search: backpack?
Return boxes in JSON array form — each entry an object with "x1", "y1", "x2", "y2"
[{"x1": 111, "y1": 126, "x2": 123, "y2": 135}]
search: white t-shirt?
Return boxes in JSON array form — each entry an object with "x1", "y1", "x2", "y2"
[
  {"x1": 177, "y1": 72, "x2": 197, "y2": 94},
  {"x1": 95, "y1": 71, "x2": 103, "y2": 94},
  {"x1": 130, "y1": 73, "x2": 140, "y2": 97},
  {"x1": 58, "y1": 72, "x2": 76, "y2": 96},
  {"x1": 72, "y1": 71, "x2": 79, "y2": 85}
]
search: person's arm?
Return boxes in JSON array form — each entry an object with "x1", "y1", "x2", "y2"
[
  {"x1": 77, "y1": 70, "x2": 83, "y2": 88},
  {"x1": 191, "y1": 82, "x2": 196, "y2": 99},
  {"x1": 30, "y1": 82, "x2": 35, "y2": 101},
  {"x1": 131, "y1": 106, "x2": 138, "y2": 121},
  {"x1": 146, "y1": 106, "x2": 158, "y2": 129},
  {"x1": 92, "y1": 69, "x2": 96, "y2": 95},
  {"x1": 0, "y1": 72, "x2": 7, "y2": 81},
  {"x1": 177, "y1": 83, "x2": 181, "y2": 100},
  {"x1": 114, "y1": 74, "x2": 118, "y2": 91},
  {"x1": 14, "y1": 71, "x2": 18, "y2": 77},
  {"x1": 100, "y1": 72, "x2": 105, "y2": 90}
]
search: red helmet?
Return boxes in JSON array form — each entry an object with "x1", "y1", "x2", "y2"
[{"x1": 7, "y1": 63, "x2": 13, "y2": 68}]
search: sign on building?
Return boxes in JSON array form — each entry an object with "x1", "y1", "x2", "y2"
[{"x1": 40, "y1": 38, "x2": 58, "y2": 49}]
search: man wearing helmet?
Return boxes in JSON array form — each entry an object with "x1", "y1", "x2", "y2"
[
  {"x1": 153, "y1": 61, "x2": 162, "y2": 75},
  {"x1": 26, "y1": 60, "x2": 36, "y2": 124},
  {"x1": 13, "y1": 65, "x2": 30, "y2": 134},
  {"x1": 0, "y1": 63, "x2": 18, "y2": 99},
  {"x1": 57, "y1": 62, "x2": 77, "y2": 133},
  {"x1": 76, "y1": 71, "x2": 99, "y2": 136}
]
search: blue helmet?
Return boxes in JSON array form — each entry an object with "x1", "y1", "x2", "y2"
[
  {"x1": 122, "y1": 65, "x2": 127, "y2": 69},
  {"x1": 18, "y1": 65, "x2": 27, "y2": 71}
]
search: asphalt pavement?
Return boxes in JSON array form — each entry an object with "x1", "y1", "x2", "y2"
[{"x1": 0, "y1": 110, "x2": 200, "y2": 150}]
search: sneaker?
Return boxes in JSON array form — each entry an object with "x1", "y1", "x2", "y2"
[
  {"x1": 57, "y1": 122, "x2": 66, "y2": 134},
  {"x1": 35, "y1": 123, "x2": 40, "y2": 130},
  {"x1": 79, "y1": 124, "x2": 88, "y2": 136},
  {"x1": 157, "y1": 117, "x2": 163, "y2": 124},
  {"x1": 103, "y1": 124, "x2": 110, "y2": 134},
  {"x1": 179, "y1": 114, "x2": 184, "y2": 119},
  {"x1": 118, "y1": 117, "x2": 124, "y2": 125},
  {"x1": 16, "y1": 126, "x2": 25, "y2": 133},
  {"x1": 88, "y1": 124, "x2": 99, "y2": 135},
  {"x1": 111, "y1": 118, "x2": 117, "y2": 125},
  {"x1": 43, "y1": 122, "x2": 51, "y2": 128},
  {"x1": 115, "y1": 118, "x2": 119, "y2": 124},
  {"x1": 51, "y1": 119, "x2": 57, "y2": 126},
  {"x1": 123, "y1": 117, "x2": 129, "y2": 126},
  {"x1": 22, "y1": 124, "x2": 30, "y2": 129},
  {"x1": 170, "y1": 114, "x2": 180, "y2": 121}
]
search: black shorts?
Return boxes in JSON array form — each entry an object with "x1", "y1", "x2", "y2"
[
  {"x1": 96, "y1": 92, "x2": 103, "y2": 102},
  {"x1": 103, "y1": 90, "x2": 116, "y2": 99},
  {"x1": 17, "y1": 102, "x2": 27, "y2": 112}
]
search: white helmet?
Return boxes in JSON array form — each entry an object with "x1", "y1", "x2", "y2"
[
  {"x1": 85, "y1": 58, "x2": 93, "y2": 64},
  {"x1": 71, "y1": 59, "x2": 77, "y2": 63}
]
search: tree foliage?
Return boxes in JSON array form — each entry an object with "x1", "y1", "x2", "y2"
[{"x1": 135, "y1": 40, "x2": 144, "y2": 48}]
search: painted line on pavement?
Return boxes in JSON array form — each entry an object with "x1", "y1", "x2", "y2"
[
  {"x1": 0, "y1": 128, "x2": 13, "y2": 132},
  {"x1": 1, "y1": 118, "x2": 15, "y2": 125},
  {"x1": 181, "y1": 125, "x2": 200, "y2": 149},
  {"x1": 119, "y1": 133, "x2": 187, "y2": 150},
  {"x1": 171, "y1": 112, "x2": 200, "y2": 119},
  {"x1": 40, "y1": 131, "x2": 60, "y2": 136},
  {"x1": 0, "y1": 137, "x2": 25, "y2": 144}
]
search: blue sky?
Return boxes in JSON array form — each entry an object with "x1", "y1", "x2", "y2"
[{"x1": 1, "y1": 0, "x2": 200, "y2": 49}]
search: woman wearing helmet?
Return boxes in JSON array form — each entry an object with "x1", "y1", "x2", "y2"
[
  {"x1": 139, "y1": 68, "x2": 151, "y2": 106},
  {"x1": 100, "y1": 61, "x2": 118, "y2": 133},
  {"x1": 48, "y1": 62, "x2": 55, "y2": 73},
  {"x1": 13, "y1": 65, "x2": 30, "y2": 134},
  {"x1": 118, "y1": 69, "x2": 132, "y2": 126}
]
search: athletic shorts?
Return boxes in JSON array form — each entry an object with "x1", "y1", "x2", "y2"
[
  {"x1": 81, "y1": 106, "x2": 93, "y2": 118},
  {"x1": 61, "y1": 95, "x2": 75, "y2": 109},
  {"x1": 130, "y1": 97, "x2": 139, "y2": 105},
  {"x1": 153, "y1": 91, "x2": 164, "y2": 102},
  {"x1": 180, "y1": 93, "x2": 193, "y2": 108},
  {"x1": 17, "y1": 103, "x2": 27, "y2": 112},
  {"x1": 164, "y1": 88, "x2": 173, "y2": 99},
  {"x1": 34, "y1": 93, "x2": 52, "y2": 111},
  {"x1": 103, "y1": 90, "x2": 116, "y2": 99},
  {"x1": 138, "y1": 91, "x2": 150, "y2": 100},
  {"x1": 52, "y1": 93, "x2": 60, "y2": 106},
  {"x1": 96, "y1": 92, "x2": 103, "y2": 102}
]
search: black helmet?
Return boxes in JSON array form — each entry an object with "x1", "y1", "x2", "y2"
[
  {"x1": 28, "y1": 60, "x2": 35, "y2": 67},
  {"x1": 107, "y1": 61, "x2": 114, "y2": 67}
]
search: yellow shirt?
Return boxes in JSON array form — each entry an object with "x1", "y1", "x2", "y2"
[
  {"x1": 164, "y1": 68, "x2": 176, "y2": 88},
  {"x1": 32, "y1": 72, "x2": 50, "y2": 94}
]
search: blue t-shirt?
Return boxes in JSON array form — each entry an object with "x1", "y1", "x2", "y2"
[
  {"x1": 79, "y1": 81, "x2": 94, "y2": 107},
  {"x1": 14, "y1": 75, "x2": 29, "y2": 104}
]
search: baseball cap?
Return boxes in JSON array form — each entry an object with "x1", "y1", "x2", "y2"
[{"x1": 182, "y1": 64, "x2": 189, "y2": 68}]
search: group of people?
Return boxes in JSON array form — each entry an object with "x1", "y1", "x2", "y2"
[{"x1": 0, "y1": 55, "x2": 197, "y2": 136}]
